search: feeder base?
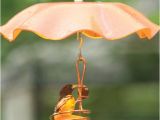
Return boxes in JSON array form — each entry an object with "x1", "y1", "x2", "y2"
[{"x1": 53, "y1": 114, "x2": 89, "y2": 120}]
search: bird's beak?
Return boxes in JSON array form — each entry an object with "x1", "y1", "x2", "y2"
[{"x1": 72, "y1": 84, "x2": 78, "y2": 89}]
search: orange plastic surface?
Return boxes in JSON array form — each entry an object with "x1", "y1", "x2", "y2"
[{"x1": 0, "y1": 2, "x2": 159, "y2": 42}]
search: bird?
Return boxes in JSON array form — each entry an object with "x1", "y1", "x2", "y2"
[
  {"x1": 51, "y1": 84, "x2": 89, "y2": 120},
  {"x1": 55, "y1": 84, "x2": 77, "y2": 114}
]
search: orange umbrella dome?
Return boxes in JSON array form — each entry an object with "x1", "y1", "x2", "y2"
[{"x1": 0, "y1": 2, "x2": 159, "y2": 42}]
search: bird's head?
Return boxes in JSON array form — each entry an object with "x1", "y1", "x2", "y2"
[{"x1": 59, "y1": 84, "x2": 77, "y2": 98}]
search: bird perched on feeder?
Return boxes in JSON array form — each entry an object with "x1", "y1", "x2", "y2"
[
  {"x1": 51, "y1": 84, "x2": 88, "y2": 120},
  {"x1": 54, "y1": 84, "x2": 77, "y2": 114}
]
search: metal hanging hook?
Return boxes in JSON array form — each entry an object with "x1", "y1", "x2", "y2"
[
  {"x1": 76, "y1": 32, "x2": 87, "y2": 111},
  {"x1": 76, "y1": 32, "x2": 86, "y2": 84},
  {"x1": 77, "y1": 32, "x2": 84, "y2": 58}
]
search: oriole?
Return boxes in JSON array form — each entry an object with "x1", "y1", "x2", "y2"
[{"x1": 51, "y1": 84, "x2": 88, "y2": 120}]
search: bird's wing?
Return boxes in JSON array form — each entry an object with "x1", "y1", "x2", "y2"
[{"x1": 55, "y1": 95, "x2": 72, "y2": 112}]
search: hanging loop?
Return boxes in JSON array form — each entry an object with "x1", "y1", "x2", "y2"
[{"x1": 76, "y1": 55, "x2": 86, "y2": 85}]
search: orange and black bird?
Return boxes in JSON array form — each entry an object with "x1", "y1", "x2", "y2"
[
  {"x1": 51, "y1": 84, "x2": 89, "y2": 120},
  {"x1": 54, "y1": 84, "x2": 77, "y2": 114}
]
